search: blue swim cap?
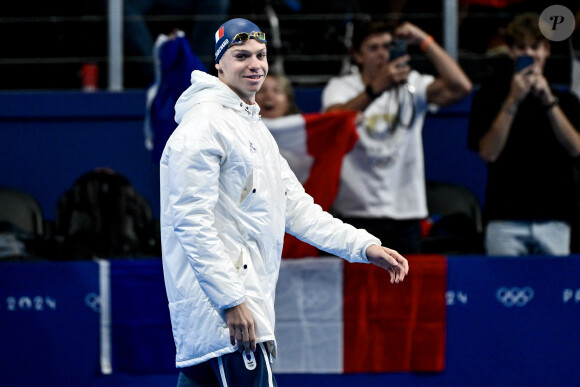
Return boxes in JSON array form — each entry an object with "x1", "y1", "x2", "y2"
[{"x1": 214, "y1": 18, "x2": 265, "y2": 63}]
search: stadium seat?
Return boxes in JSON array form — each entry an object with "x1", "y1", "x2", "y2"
[{"x1": 421, "y1": 180, "x2": 484, "y2": 255}]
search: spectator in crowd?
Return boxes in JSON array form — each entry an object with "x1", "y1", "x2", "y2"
[
  {"x1": 255, "y1": 72, "x2": 301, "y2": 118},
  {"x1": 160, "y1": 18, "x2": 409, "y2": 386},
  {"x1": 322, "y1": 19, "x2": 472, "y2": 254},
  {"x1": 468, "y1": 12, "x2": 580, "y2": 256}
]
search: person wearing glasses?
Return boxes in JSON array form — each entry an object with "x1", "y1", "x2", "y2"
[
  {"x1": 160, "y1": 18, "x2": 409, "y2": 386},
  {"x1": 468, "y1": 13, "x2": 580, "y2": 256},
  {"x1": 321, "y1": 19, "x2": 472, "y2": 254}
]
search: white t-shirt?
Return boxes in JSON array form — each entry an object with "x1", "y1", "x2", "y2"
[{"x1": 322, "y1": 68, "x2": 436, "y2": 220}]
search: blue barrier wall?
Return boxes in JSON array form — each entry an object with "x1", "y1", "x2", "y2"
[
  {"x1": 0, "y1": 91, "x2": 159, "y2": 221},
  {"x1": 1, "y1": 256, "x2": 580, "y2": 386},
  {"x1": 0, "y1": 89, "x2": 484, "y2": 222}
]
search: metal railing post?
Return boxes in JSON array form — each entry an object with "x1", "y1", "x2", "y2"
[
  {"x1": 108, "y1": 0, "x2": 124, "y2": 91},
  {"x1": 265, "y1": 4, "x2": 285, "y2": 75},
  {"x1": 443, "y1": 0, "x2": 458, "y2": 61}
]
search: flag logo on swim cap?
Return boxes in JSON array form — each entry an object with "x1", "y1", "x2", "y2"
[
  {"x1": 215, "y1": 27, "x2": 224, "y2": 43},
  {"x1": 214, "y1": 18, "x2": 264, "y2": 63}
]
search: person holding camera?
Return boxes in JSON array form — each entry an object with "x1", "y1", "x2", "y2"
[
  {"x1": 322, "y1": 19, "x2": 472, "y2": 254},
  {"x1": 468, "y1": 12, "x2": 580, "y2": 256}
]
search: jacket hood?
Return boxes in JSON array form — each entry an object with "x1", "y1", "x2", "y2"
[{"x1": 174, "y1": 70, "x2": 261, "y2": 124}]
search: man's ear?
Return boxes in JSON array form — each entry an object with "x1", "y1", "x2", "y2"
[
  {"x1": 351, "y1": 48, "x2": 363, "y2": 66},
  {"x1": 215, "y1": 63, "x2": 223, "y2": 74}
]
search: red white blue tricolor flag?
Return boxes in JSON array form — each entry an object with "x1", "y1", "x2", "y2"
[{"x1": 215, "y1": 27, "x2": 224, "y2": 42}]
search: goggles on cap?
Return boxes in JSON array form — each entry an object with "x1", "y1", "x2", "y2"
[{"x1": 228, "y1": 31, "x2": 267, "y2": 48}]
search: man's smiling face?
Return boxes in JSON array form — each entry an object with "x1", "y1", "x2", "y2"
[{"x1": 216, "y1": 39, "x2": 268, "y2": 105}]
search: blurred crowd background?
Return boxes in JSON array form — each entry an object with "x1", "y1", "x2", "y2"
[{"x1": 1, "y1": 0, "x2": 578, "y2": 91}]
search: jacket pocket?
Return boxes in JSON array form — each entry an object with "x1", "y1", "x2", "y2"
[
  {"x1": 239, "y1": 168, "x2": 257, "y2": 209},
  {"x1": 234, "y1": 247, "x2": 250, "y2": 284}
]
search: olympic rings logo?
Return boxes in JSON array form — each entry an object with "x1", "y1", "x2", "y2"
[
  {"x1": 85, "y1": 293, "x2": 101, "y2": 312},
  {"x1": 496, "y1": 287, "x2": 534, "y2": 307}
]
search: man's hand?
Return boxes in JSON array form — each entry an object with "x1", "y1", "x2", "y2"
[
  {"x1": 394, "y1": 22, "x2": 429, "y2": 47},
  {"x1": 365, "y1": 244, "x2": 409, "y2": 284},
  {"x1": 510, "y1": 66, "x2": 534, "y2": 104},
  {"x1": 225, "y1": 302, "x2": 256, "y2": 352},
  {"x1": 372, "y1": 58, "x2": 411, "y2": 93},
  {"x1": 529, "y1": 72, "x2": 554, "y2": 105}
]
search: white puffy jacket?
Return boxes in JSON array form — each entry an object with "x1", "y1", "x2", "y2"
[{"x1": 160, "y1": 70, "x2": 380, "y2": 368}]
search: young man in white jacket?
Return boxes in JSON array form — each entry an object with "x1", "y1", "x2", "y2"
[{"x1": 160, "y1": 18, "x2": 409, "y2": 387}]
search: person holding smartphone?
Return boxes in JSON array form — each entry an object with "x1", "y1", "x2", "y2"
[
  {"x1": 468, "y1": 12, "x2": 580, "y2": 256},
  {"x1": 321, "y1": 19, "x2": 472, "y2": 254}
]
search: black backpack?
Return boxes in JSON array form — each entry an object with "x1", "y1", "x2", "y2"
[{"x1": 55, "y1": 169, "x2": 160, "y2": 260}]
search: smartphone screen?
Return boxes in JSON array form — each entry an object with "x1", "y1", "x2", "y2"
[
  {"x1": 516, "y1": 55, "x2": 533, "y2": 72},
  {"x1": 389, "y1": 40, "x2": 407, "y2": 61}
]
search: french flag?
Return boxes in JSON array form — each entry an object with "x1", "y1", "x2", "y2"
[
  {"x1": 273, "y1": 256, "x2": 447, "y2": 373},
  {"x1": 215, "y1": 26, "x2": 224, "y2": 43}
]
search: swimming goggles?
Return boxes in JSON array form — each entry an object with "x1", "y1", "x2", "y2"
[{"x1": 228, "y1": 31, "x2": 267, "y2": 48}]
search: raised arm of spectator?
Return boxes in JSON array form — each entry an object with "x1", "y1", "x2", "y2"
[
  {"x1": 323, "y1": 54, "x2": 411, "y2": 113},
  {"x1": 532, "y1": 72, "x2": 580, "y2": 157},
  {"x1": 477, "y1": 69, "x2": 529, "y2": 162},
  {"x1": 478, "y1": 66, "x2": 580, "y2": 162},
  {"x1": 395, "y1": 22, "x2": 472, "y2": 107}
]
